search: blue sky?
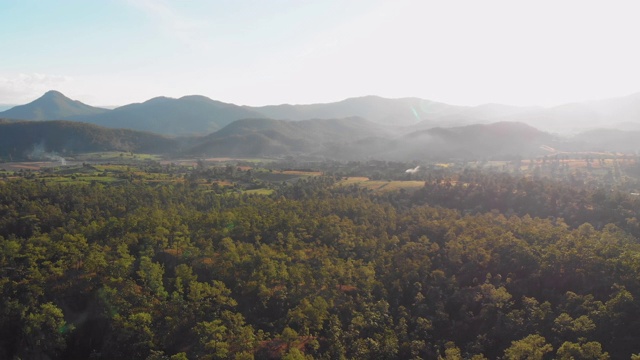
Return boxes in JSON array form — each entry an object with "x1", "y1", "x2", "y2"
[{"x1": 1, "y1": 0, "x2": 640, "y2": 107}]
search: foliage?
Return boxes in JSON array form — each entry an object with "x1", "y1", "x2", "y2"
[{"x1": 2, "y1": 163, "x2": 640, "y2": 359}]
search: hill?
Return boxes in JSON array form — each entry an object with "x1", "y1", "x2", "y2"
[
  {"x1": 0, "y1": 121, "x2": 177, "y2": 161},
  {"x1": 400, "y1": 121, "x2": 555, "y2": 159},
  {"x1": 188, "y1": 117, "x2": 387, "y2": 158},
  {"x1": 0, "y1": 90, "x2": 109, "y2": 120},
  {"x1": 67, "y1": 95, "x2": 265, "y2": 136},
  {"x1": 506, "y1": 92, "x2": 640, "y2": 133},
  {"x1": 347, "y1": 121, "x2": 555, "y2": 161},
  {"x1": 570, "y1": 128, "x2": 640, "y2": 153},
  {"x1": 187, "y1": 118, "x2": 556, "y2": 160}
]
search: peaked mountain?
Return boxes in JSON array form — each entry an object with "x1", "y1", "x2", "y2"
[
  {"x1": 0, "y1": 120, "x2": 177, "y2": 161},
  {"x1": 68, "y1": 95, "x2": 265, "y2": 136},
  {"x1": 0, "y1": 90, "x2": 109, "y2": 120}
]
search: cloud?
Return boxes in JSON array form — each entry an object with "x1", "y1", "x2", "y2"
[
  {"x1": 124, "y1": 0, "x2": 209, "y2": 48},
  {"x1": 0, "y1": 73, "x2": 72, "y2": 104}
]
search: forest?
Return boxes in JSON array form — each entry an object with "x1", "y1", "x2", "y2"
[{"x1": 2, "y1": 158, "x2": 640, "y2": 359}]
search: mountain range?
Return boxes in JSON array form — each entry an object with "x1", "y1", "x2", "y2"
[
  {"x1": 3, "y1": 90, "x2": 640, "y2": 136},
  {"x1": 1, "y1": 90, "x2": 640, "y2": 162}
]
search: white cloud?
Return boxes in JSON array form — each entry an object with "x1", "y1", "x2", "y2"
[
  {"x1": 124, "y1": 0, "x2": 210, "y2": 48},
  {"x1": 0, "y1": 73, "x2": 72, "y2": 104}
]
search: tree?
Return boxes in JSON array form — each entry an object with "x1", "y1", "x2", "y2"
[
  {"x1": 555, "y1": 340, "x2": 610, "y2": 360},
  {"x1": 20, "y1": 302, "x2": 72, "y2": 358},
  {"x1": 137, "y1": 256, "x2": 168, "y2": 299},
  {"x1": 439, "y1": 342, "x2": 463, "y2": 360},
  {"x1": 503, "y1": 334, "x2": 552, "y2": 360}
]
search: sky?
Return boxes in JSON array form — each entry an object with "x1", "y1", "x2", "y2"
[{"x1": 1, "y1": 0, "x2": 640, "y2": 107}]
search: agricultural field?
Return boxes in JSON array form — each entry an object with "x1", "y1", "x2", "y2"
[
  {"x1": 74, "y1": 151, "x2": 162, "y2": 162},
  {"x1": 0, "y1": 153, "x2": 332, "y2": 197},
  {"x1": 337, "y1": 176, "x2": 425, "y2": 193}
]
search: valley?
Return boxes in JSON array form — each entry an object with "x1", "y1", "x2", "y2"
[
  {"x1": 3, "y1": 91, "x2": 640, "y2": 359},
  {"x1": 5, "y1": 1, "x2": 639, "y2": 358}
]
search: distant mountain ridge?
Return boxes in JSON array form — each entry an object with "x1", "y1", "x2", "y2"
[
  {"x1": 67, "y1": 95, "x2": 265, "y2": 135},
  {"x1": 252, "y1": 96, "x2": 537, "y2": 129},
  {"x1": 503, "y1": 92, "x2": 640, "y2": 133},
  {"x1": 1, "y1": 90, "x2": 640, "y2": 137},
  {"x1": 252, "y1": 96, "x2": 460, "y2": 125}
]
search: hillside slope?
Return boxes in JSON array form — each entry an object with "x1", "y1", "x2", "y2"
[
  {"x1": 188, "y1": 117, "x2": 386, "y2": 158},
  {"x1": 188, "y1": 119, "x2": 556, "y2": 160},
  {"x1": 0, "y1": 121, "x2": 177, "y2": 161}
]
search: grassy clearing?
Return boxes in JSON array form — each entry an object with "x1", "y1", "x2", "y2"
[
  {"x1": 236, "y1": 158, "x2": 275, "y2": 163},
  {"x1": 245, "y1": 188, "x2": 275, "y2": 195},
  {"x1": 255, "y1": 172, "x2": 303, "y2": 182},
  {"x1": 435, "y1": 163, "x2": 453, "y2": 168},
  {"x1": 281, "y1": 170, "x2": 323, "y2": 176},
  {"x1": 94, "y1": 164, "x2": 130, "y2": 171},
  {"x1": 42, "y1": 176, "x2": 121, "y2": 184},
  {"x1": 338, "y1": 177, "x2": 370, "y2": 185},
  {"x1": 337, "y1": 177, "x2": 425, "y2": 192}
]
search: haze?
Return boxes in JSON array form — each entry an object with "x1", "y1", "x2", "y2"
[{"x1": 1, "y1": 0, "x2": 639, "y2": 107}]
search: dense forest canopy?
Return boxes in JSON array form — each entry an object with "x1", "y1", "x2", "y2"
[{"x1": 2, "y1": 159, "x2": 640, "y2": 359}]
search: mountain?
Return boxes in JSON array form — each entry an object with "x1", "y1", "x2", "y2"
[
  {"x1": 67, "y1": 95, "x2": 265, "y2": 136},
  {"x1": 0, "y1": 120, "x2": 177, "y2": 161},
  {"x1": 0, "y1": 90, "x2": 109, "y2": 120}
]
